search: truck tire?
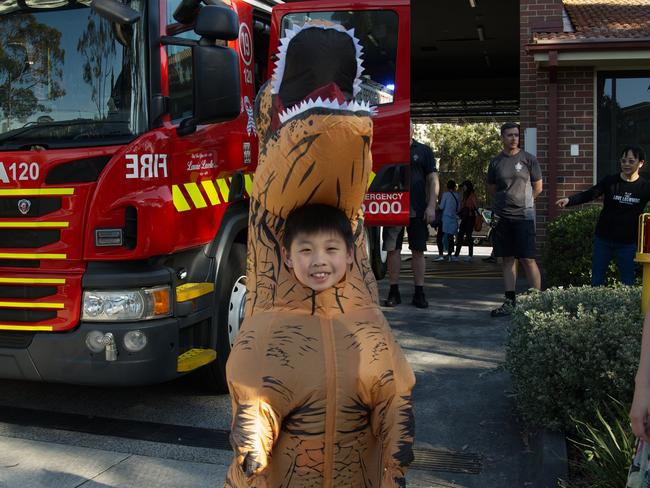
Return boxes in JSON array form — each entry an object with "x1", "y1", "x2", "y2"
[
  {"x1": 366, "y1": 227, "x2": 387, "y2": 280},
  {"x1": 199, "y1": 242, "x2": 247, "y2": 393}
]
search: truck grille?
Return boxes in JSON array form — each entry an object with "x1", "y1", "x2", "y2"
[
  {"x1": 0, "y1": 197, "x2": 61, "y2": 217},
  {"x1": 0, "y1": 229, "x2": 60, "y2": 248},
  {"x1": 1, "y1": 186, "x2": 88, "y2": 332}
]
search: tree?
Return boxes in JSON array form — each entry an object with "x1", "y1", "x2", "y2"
[
  {"x1": 77, "y1": 15, "x2": 118, "y2": 119},
  {"x1": 415, "y1": 123, "x2": 503, "y2": 205},
  {"x1": 0, "y1": 14, "x2": 65, "y2": 126}
]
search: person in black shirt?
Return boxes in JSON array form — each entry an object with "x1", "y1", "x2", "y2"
[
  {"x1": 383, "y1": 121, "x2": 439, "y2": 308},
  {"x1": 556, "y1": 144, "x2": 650, "y2": 286}
]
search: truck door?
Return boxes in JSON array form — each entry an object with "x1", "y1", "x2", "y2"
[{"x1": 270, "y1": 0, "x2": 410, "y2": 278}]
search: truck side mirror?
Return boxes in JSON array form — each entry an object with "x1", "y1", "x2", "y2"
[
  {"x1": 177, "y1": 4, "x2": 241, "y2": 135},
  {"x1": 92, "y1": 0, "x2": 140, "y2": 25},
  {"x1": 194, "y1": 4, "x2": 238, "y2": 40},
  {"x1": 192, "y1": 45, "x2": 240, "y2": 125}
]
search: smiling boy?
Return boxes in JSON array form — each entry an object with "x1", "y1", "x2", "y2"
[
  {"x1": 225, "y1": 203, "x2": 415, "y2": 487},
  {"x1": 282, "y1": 204, "x2": 354, "y2": 292}
]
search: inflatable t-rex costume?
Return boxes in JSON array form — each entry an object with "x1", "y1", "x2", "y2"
[{"x1": 225, "y1": 22, "x2": 415, "y2": 488}]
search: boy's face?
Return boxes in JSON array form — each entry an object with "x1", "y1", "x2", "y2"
[{"x1": 283, "y1": 231, "x2": 353, "y2": 292}]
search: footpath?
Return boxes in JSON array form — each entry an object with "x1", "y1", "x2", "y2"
[{"x1": 0, "y1": 247, "x2": 547, "y2": 488}]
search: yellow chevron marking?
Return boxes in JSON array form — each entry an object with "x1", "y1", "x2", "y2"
[
  {"x1": 200, "y1": 180, "x2": 221, "y2": 206},
  {"x1": 243, "y1": 174, "x2": 253, "y2": 196},
  {"x1": 172, "y1": 185, "x2": 191, "y2": 212},
  {"x1": 176, "y1": 282, "x2": 214, "y2": 302},
  {"x1": 0, "y1": 324, "x2": 53, "y2": 331},
  {"x1": 177, "y1": 348, "x2": 217, "y2": 372},
  {"x1": 367, "y1": 171, "x2": 376, "y2": 189},
  {"x1": 216, "y1": 178, "x2": 230, "y2": 203},
  {"x1": 0, "y1": 301, "x2": 64, "y2": 309},
  {"x1": 0, "y1": 221, "x2": 69, "y2": 228},
  {"x1": 0, "y1": 188, "x2": 74, "y2": 196},
  {"x1": 0, "y1": 277, "x2": 65, "y2": 285},
  {"x1": 184, "y1": 182, "x2": 207, "y2": 209},
  {"x1": 0, "y1": 252, "x2": 66, "y2": 260}
]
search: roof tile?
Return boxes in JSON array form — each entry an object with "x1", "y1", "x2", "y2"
[{"x1": 535, "y1": 0, "x2": 650, "y2": 42}]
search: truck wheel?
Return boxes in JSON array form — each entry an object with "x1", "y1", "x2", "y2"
[
  {"x1": 366, "y1": 227, "x2": 387, "y2": 280},
  {"x1": 200, "y1": 242, "x2": 247, "y2": 393}
]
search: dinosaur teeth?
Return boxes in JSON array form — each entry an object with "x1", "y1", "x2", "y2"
[{"x1": 278, "y1": 97, "x2": 374, "y2": 125}]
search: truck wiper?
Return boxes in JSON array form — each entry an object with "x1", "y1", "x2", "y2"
[{"x1": 0, "y1": 120, "x2": 127, "y2": 146}]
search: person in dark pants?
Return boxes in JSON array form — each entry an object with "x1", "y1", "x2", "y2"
[
  {"x1": 487, "y1": 122, "x2": 542, "y2": 317},
  {"x1": 455, "y1": 180, "x2": 478, "y2": 261},
  {"x1": 383, "y1": 122, "x2": 439, "y2": 308},
  {"x1": 556, "y1": 144, "x2": 650, "y2": 286}
]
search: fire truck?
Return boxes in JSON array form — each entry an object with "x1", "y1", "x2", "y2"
[{"x1": 0, "y1": 0, "x2": 409, "y2": 390}]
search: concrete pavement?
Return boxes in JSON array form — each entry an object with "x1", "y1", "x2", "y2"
[{"x1": 0, "y1": 247, "x2": 535, "y2": 488}]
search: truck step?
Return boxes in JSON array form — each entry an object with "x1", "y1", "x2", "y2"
[{"x1": 176, "y1": 348, "x2": 217, "y2": 372}]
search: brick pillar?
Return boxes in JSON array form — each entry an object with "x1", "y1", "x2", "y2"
[{"x1": 520, "y1": 0, "x2": 563, "y2": 244}]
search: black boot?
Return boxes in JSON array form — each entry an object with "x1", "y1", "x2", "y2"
[
  {"x1": 384, "y1": 285, "x2": 401, "y2": 307},
  {"x1": 411, "y1": 286, "x2": 428, "y2": 309}
]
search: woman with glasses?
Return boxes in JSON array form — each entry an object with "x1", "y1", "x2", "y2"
[{"x1": 556, "y1": 144, "x2": 650, "y2": 286}]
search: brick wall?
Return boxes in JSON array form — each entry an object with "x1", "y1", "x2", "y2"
[{"x1": 520, "y1": 0, "x2": 595, "y2": 245}]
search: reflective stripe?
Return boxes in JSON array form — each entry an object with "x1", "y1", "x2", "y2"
[
  {"x1": 367, "y1": 171, "x2": 376, "y2": 189},
  {"x1": 216, "y1": 178, "x2": 230, "y2": 203},
  {"x1": 0, "y1": 277, "x2": 65, "y2": 285},
  {"x1": 0, "y1": 252, "x2": 66, "y2": 260},
  {"x1": 172, "y1": 185, "x2": 191, "y2": 212},
  {"x1": 243, "y1": 174, "x2": 253, "y2": 196},
  {"x1": 176, "y1": 282, "x2": 214, "y2": 302},
  {"x1": 184, "y1": 182, "x2": 207, "y2": 209},
  {"x1": 0, "y1": 301, "x2": 64, "y2": 309},
  {"x1": 0, "y1": 324, "x2": 53, "y2": 331},
  {"x1": 177, "y1": 348, "x2": 217, "y2": 372},
  {"x1": 201, "y1": 180, "x2": 221, "y2": 205},
  {"x1": 0, "y1": 221, "x2": 69, "y2": 228},
  {"x1": 0, "y1": 188, "x2": 74, "y2": 196}
]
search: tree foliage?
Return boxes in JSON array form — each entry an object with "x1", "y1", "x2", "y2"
[
  {"x1": 415, "y1": 123, "x2": 502, "y2": 205},
  {"x1": 0, "y1": 14, "x2": 65, "y2": 124},
  {"x1": 77, "y1": 15, "x2": 118, "y2": 119}
]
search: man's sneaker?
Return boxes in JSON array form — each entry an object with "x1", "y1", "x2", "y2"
[
  {"x1": 463, "y1": 256, "x2": 473, "y2": 262},
  {"x1": 384, "y1": 293, "x2": 401, "y2": 307},
  {"x1": 482, "y1": 256, "x2": 497, "y2": 263},
  {"x1": 450, "y1": 256, "x2": 460, "y2": 262},
  {"x1": 433, "y1": 256, "x2": 446, "y2": 262},
  {"x1": 412, "y1": 294, "x2": 429, "y2": 309},
  {"x1": 490, "y1": 301, "x2": 514, "y2": 317}
]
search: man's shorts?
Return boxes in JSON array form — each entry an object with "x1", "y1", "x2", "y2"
[
  {"x1": 382, "y1": 218, "x2": 429, "y2": 252},
  {"x1": 492, "y1": 217, "x2": 536, "y2": 259}
]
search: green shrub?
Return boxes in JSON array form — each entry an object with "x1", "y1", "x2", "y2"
[
  {"x1": 543, "y1": 206, "x2": 619, "y2": 287},
  {"x1": 504, "y1": 285, "x2": 642, "y2": 432},
  {"x1": 562, "y1": 398, "x2": 636, "y2": 488}
]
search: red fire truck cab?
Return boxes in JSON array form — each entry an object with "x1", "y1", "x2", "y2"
[{"x1": 0, "y1": 0, "x2": 409, "y2": 390}]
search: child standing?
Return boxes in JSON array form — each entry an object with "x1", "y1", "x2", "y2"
[{"x1": 225, "y1": 204, "x2": 415, "y2": 488}]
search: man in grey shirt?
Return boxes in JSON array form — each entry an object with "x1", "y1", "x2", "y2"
[{"x1": 487, "y1": 122, "x2": 542, "y2": 317}]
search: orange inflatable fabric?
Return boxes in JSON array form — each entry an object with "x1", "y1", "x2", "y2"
[{"x1": 225, "y1": 23, "x2": 415, "y2": 488}]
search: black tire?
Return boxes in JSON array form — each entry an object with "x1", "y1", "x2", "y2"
[
  {"x1": 367, "y1": 227, "x2": 387, "y2": 280},
  {"x1": 199, "y1": 242, "x2": 247, "y2": 393}
]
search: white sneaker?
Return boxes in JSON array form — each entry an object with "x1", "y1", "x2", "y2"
[{"x1": 433, "y1": 256, "x2": 446, "y2": 262}]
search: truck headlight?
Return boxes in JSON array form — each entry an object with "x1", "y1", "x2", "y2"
[{"x1": 82, "y1": 286, "x2": 171, "y2": 321}]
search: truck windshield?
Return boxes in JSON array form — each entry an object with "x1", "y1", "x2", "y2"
[{"x1": 0, "y1": 0, "x2": 148, "y2": 150}]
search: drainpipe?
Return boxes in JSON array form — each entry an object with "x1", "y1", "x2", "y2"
[{"x1": 548, "y1": 50, "x2": 559, "y2": 220}]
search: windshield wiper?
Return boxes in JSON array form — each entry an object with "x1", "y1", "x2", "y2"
[{"x1": 0, "y1": 119, "x2": 128, "y2": 146}]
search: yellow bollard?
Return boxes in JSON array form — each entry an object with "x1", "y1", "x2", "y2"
[{"x1": 635, "y1": 213, "x2": 650, "y2": 313}]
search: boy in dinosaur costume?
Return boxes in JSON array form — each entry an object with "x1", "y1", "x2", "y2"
[{"x1": 225, "y1": 22, "x2": 415, "y2": 488}]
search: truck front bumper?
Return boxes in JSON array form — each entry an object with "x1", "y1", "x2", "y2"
[{"x1": 0, "y1": 317, "x2": 185, "y2": 385}]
